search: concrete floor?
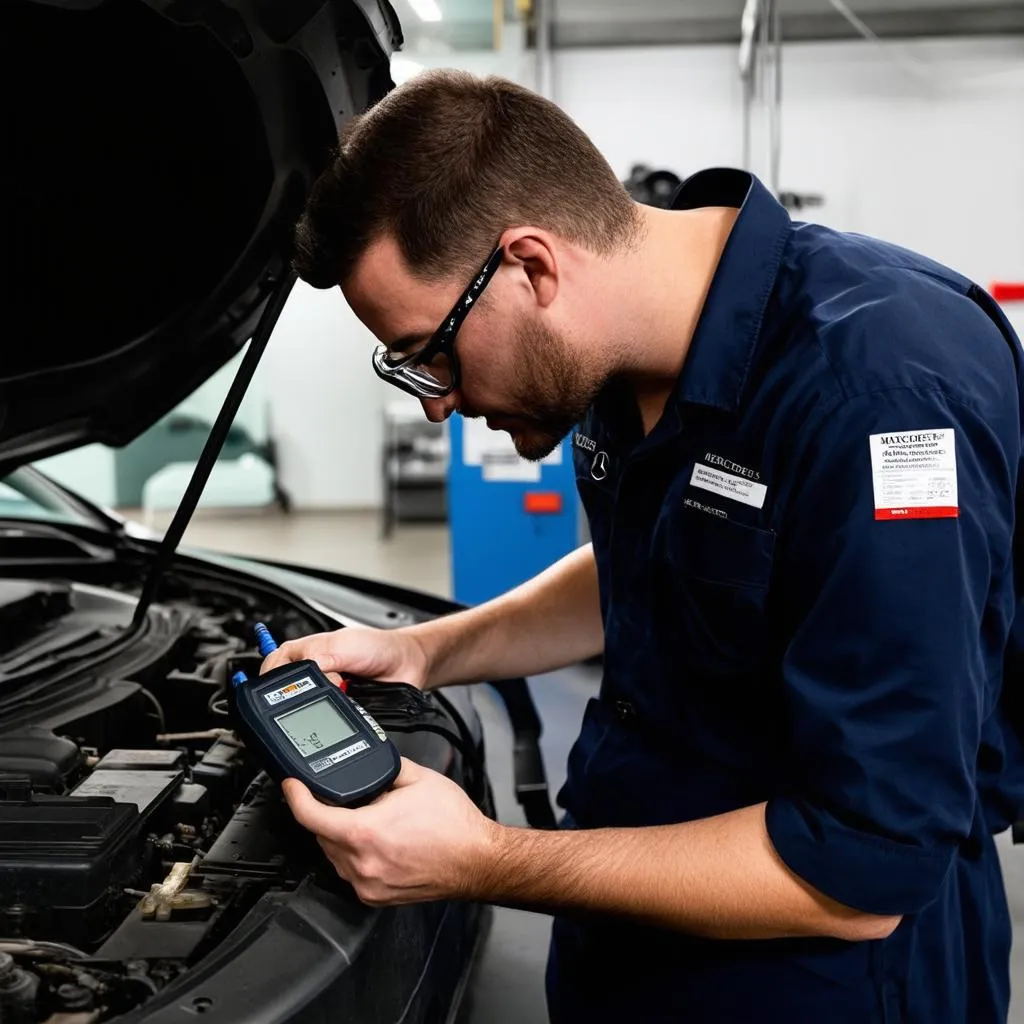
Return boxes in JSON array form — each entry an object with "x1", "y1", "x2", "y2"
[
  {"x1": 172, "y1": 506, "x2": 454, "y2": 599},
  {"x1": 134, "y1": 508, "x2": 1024, "y2": 1022}
]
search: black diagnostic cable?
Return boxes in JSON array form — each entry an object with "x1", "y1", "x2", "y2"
[{"x1": 344, "y1": 678, "x2": 485, "y2": 780}]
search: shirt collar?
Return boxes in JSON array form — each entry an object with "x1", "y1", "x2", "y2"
[{"x1": 668, "y1": 168, "x2": 791, "y2": 417}]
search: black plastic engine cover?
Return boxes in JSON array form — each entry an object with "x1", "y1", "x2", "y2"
[
  {"x1": 0, "y1": 726, "x2": 83, "y2": 792},
  {"x1": 0, "y1": 794, "x2": 142, "y2": 946},
  {"x1": 0, "y1": 580, "x2": 72, "y2": 656}
]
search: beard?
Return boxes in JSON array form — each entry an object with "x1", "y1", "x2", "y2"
[{"x1": 496, "y1": 317, "x2": 605, "y2": 461}]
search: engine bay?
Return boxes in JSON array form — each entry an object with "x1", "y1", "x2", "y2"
[{"x1": 0, "y1": 572, "x2": 485, "y2": 1023}]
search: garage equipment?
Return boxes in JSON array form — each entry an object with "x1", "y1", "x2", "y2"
[
  {"x1": 381, "y1": 402, "x2": 448, "y2": 538},
  {"x1": 448, "y1": 417, "x2": 577, "y2": 606}
]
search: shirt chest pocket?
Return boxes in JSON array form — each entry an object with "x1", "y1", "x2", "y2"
[{"x1": 656, "y1": 508, "x2": 776, "y2": 677}]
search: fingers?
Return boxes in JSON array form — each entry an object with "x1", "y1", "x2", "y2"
[
  {"x1": 259, "y1": 643, "x2": 292, "y2": 674},
  {"x1": 282, "y1": 778, "x2": 353, "y2": 835},
  {"x1": 260, "y1": 634, "x2": 344, "y2": 676},
  {"x1": 260, "y1": 637, "x2": 312, "y2": 674}
]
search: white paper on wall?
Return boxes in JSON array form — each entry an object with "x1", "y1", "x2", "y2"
[{"x1": 462, "y1": 417, "x2": 564, "y2": 481}]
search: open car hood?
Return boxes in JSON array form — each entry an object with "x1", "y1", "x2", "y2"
[{"x1": 0, "y1": 0, "x2": 399, "y2": 473}]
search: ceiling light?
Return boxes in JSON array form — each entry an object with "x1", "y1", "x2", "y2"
[{"x1": 408, "y1": 0, "x2": 442, "y2": 22}]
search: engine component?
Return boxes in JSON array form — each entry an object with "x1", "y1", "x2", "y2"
[
  {"x1": 0, "y1": 581, "x2": 71, "y2": 657},
  {"x1": 92, "y1": 749, "x2": 185, "y2": 772},
  {"x1": 199, "y1": 775, "x2": 299, "y2": 881},
  {"x1": 0, "y1": 727, "x2": 82, "y2": 793},
  {"x1": 70, "y1": 769, "x2": 183, "y2": 818},
  {"x1": 0, "y1": 951, "x2": 39, "y2": 1024},
  {"x1": 2, "y1": 758, "x2": 186, "y2": 947},
  {"x1": 3, "y1": 680, "x2": 153, "y2": 758},
  {"x1": 0, "y1": 794, "x2": 141, "y2": 947},
  {"x1": 191, "y1": 736, "x2": 248, "y2": 806},
  {"x1": 137, "y1": 860, "x2": 212, "y2": 923},
  {"x1": 56, "y1": 982, "x2": 94, "y2": 1011},
  {"x1": 171, "y1": 783, "x2": 210, "y2": 829},
  {"x1": 95, "y1": 909, "x2": 212, "y2": 962}
]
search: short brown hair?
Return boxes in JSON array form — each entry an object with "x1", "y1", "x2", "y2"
[{"x1": 293, "y1": 70, "x2": 640, "y2": 288}]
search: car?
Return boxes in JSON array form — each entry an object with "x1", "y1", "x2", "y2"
[{"x1": 0, "y1": 4, "x2": 555, "y2": 1022}]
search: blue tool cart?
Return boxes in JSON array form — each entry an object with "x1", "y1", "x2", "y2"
[{"x1": 448, "y1": 416, "x2": 578, "y2": 606}]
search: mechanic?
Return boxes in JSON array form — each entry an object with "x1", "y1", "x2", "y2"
[{"x1": 261, "y1": 69, "x2": 1024, "y2": 1023}]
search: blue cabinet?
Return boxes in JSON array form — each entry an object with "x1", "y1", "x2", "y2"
[{"x1": 448, "y1": 416, "x2": 579, "y2": 606}]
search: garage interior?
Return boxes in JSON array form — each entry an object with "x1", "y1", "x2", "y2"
[{"x1": 2, "y1": 0, "x2": 1023, "y2": 1021}]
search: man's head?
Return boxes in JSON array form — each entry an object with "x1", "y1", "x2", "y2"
[{"x1": 293, "y1": 70, "x2": 642, "y2": 459}]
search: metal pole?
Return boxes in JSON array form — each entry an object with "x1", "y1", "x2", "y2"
[
  {"x1": 759, "y1": 0, "x2": 770, "y2": 182},
  {"x1": 536, "y1": 0, "x2": 553, "y2": 100},
  {"x1": 493, "y1": 0, "x2": 503, "y2": 54},
  {"x1": 742, "y1": 72, "x2": 753, "y2": 171},
  {"x1": 770, "y1": 0, "x2": 784, "y2": 194},
  {"x1": 739, "y1": 0, "x2": 761, "y2": 171}
]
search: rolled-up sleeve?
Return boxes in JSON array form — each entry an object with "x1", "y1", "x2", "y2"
[{"x1": 765, "y1": 381, "x2": 1018, "y2": 916}]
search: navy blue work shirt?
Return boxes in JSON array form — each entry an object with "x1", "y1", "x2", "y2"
[{"x1": 548, "y1": 168, "x2": 1024, "y2": 1024}]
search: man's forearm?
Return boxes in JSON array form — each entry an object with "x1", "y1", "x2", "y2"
[
  {"x1": 469, "y1": 803, "x2": 901, "y2": 943},
  {"x1": 407, "y1": 543, "x2": 603, "y2": 688}
]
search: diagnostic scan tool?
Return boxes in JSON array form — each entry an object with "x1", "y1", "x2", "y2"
[{"x1": 232, "y1": 625, "x2": 400, "y2": 806}]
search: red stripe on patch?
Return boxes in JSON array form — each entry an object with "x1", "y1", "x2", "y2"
[{"x1": 875, "y1": 506, "x2": 959, "y2": 521}]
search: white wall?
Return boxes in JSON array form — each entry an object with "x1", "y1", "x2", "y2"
[
  {"x1": 555, "y1": 36, "x2": 1024, "y2": 333},
  {"x1": 261, "y1": 281, "x2": 420, "y2": 509}
]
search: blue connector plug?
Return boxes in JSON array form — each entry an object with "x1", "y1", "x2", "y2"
[
  {"x1": 254, "y1": 622, "x2": 278, "y2": 658},
  {"x1": 231, "y1": 670, "x2": 249, "y2": 688}
]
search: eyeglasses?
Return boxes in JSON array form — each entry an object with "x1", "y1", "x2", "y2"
[{"x1": 371, "y1": 245, "x2": 504, "y2": 400}]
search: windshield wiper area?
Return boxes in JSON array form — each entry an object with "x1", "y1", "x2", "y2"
[
  {"x1": 0, "y1": 580, "x2": 133, "y2": 687},
  {"x1": 0, "y1": 522, "x2": 114, "y2": 567}
]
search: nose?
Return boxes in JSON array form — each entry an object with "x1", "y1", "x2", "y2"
[{"x1": 421, "y1": 393, "x2": 458, "y2": 423}]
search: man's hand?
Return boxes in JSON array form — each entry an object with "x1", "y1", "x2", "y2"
[
  {"x1": 282, "y1": 758, "x2": 498, "y2": 906},
  {"x1": 261, "y1": 626, "x2": 431, "y2": 690}
]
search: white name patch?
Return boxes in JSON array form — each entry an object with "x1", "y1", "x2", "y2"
[
  {"x1": 868, "y1": 428, "x2": 958, "y2": 520},
  {"x1": 689, "y1": 465, "x2": 767, "y2": 509}
]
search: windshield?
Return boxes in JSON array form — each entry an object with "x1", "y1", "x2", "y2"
[
  {"x1": 0, "y1": 467, "x2": 94, "y2": 526},
  {"x1": 21, "y1": 348, "x2": 273, "y2": 530}
]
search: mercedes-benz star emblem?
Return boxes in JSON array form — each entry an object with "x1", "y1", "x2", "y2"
[{"x1": 591, "y1": 451, "x2": 609, "y2": 481}]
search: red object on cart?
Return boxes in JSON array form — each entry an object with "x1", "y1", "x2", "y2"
[
  {"x1": 523, "y1": 491, "x2": 563, "y2": 515},
  {"x1": 990, "y1": 282, "x2": 1024, "y2": 303}
]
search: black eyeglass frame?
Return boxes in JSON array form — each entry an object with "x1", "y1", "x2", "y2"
[{"x1": 371, "y1": 245, "x2": 505, "y2": 399}]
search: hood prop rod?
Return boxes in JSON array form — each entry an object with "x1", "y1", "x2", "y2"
[{"x1": 132, "y1": 273, "x2": 297, "y2": 629}]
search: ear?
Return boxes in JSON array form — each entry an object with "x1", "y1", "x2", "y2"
[{"x1": 500, "y1": 228, "x2": 559, "y2": 310}]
